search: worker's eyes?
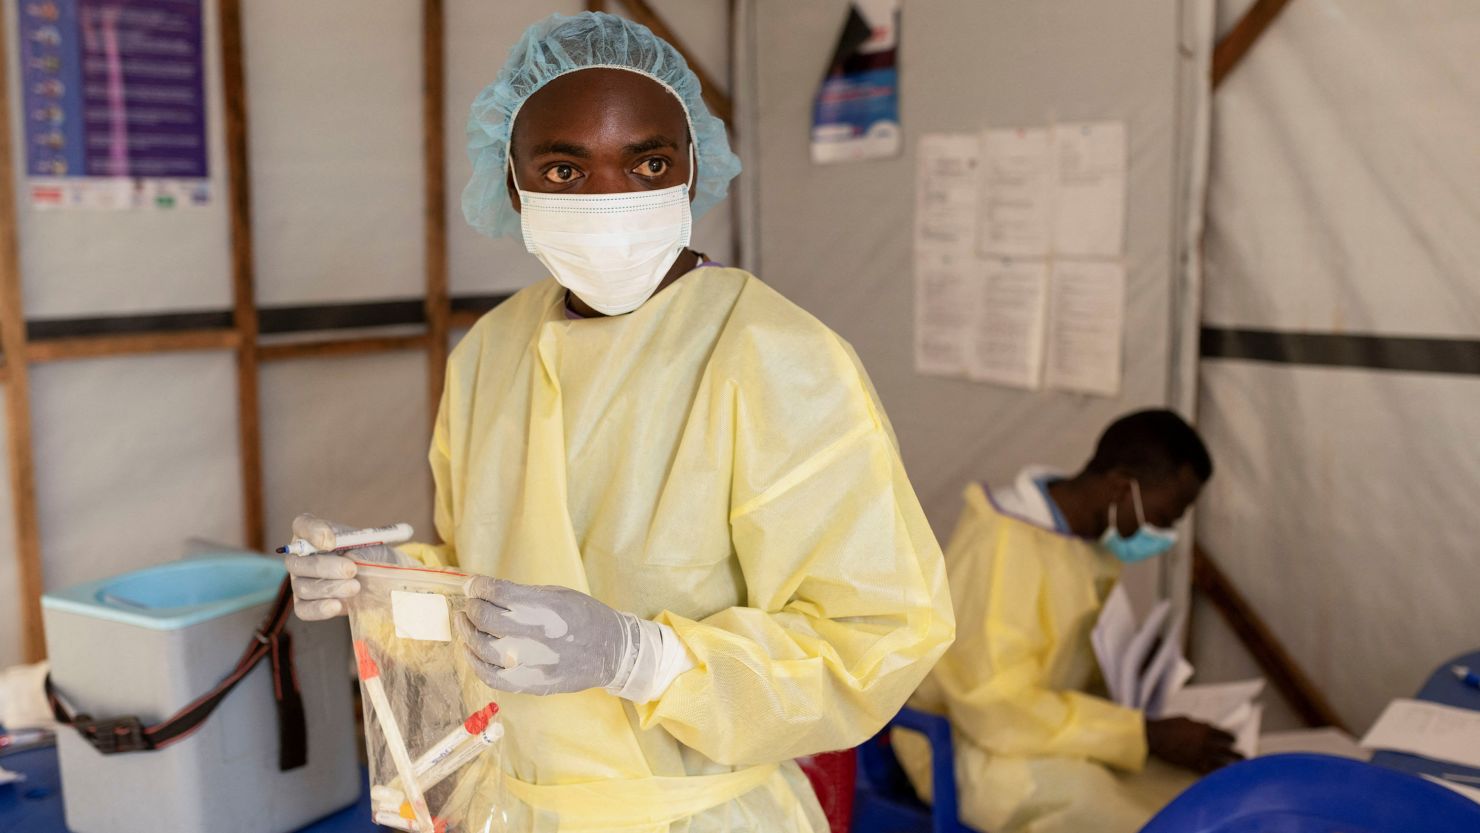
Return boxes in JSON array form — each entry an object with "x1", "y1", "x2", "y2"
[
  {"x1": 633, "y1": 157, "x2": 670, "y2": 179},
  {"x1": 541, "y1": 163, "x2": 583, "y2": 185}
]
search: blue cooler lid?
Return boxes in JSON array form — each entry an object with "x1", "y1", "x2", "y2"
[{"x1": 41, "y1": 555, "x2": 287, "y2": 631}]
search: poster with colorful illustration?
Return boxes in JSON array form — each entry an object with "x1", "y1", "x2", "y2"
[
  {"x1": 810, "y1": 0, "x2": 900, "y2": 165},
  {"x1": 18, "y1": 0, "x2": 209, "y2": 209}
]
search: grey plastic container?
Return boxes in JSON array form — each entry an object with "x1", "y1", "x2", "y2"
[{"x1": 41, "y1": 554, "x2": 360, "y2": 833}]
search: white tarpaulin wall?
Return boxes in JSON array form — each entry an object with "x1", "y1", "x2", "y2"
[
  {"x1": 1191, "y1": 0, "x2": 1480, "y2": 731},
  {"x1": 738, "y1": 0, "x2": 1213, "y2": 608},
  {"x1": 0, "y1": 0, "x2": 733, "y2": 668}
]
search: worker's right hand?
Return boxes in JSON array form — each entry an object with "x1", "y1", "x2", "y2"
[
  {"x1": 1146, "y1": 716, "x2": 1243, "y2": 774},
  {"x1": 284, "y1": 514, "x2": 411, "y2": 621}
]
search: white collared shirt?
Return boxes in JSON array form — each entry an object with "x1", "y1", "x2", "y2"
[{"x1": 989, "y1": 465, "x2": 1072, "y2": 533}]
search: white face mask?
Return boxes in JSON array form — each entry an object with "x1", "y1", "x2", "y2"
[{"x1": 514, "y1": 147, "x2": 694, "y2": 316}]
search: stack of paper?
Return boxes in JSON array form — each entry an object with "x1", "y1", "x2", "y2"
[
  {"x1": 1361, "y1": 699, "x2": 1480, "y2": 770},
  {"x1": 1092, "y1": 584, "x2": 1264, "y2": 757}
]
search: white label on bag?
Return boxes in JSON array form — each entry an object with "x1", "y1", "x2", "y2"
[{"x1": 391, "y1": 591, "x2": 452, "y2": 642}]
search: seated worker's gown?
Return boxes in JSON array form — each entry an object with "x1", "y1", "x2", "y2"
[
  {"x1": 398, "y1": 266, "x2": 955, "y2": 833},
  {"x1": 895, "y1": 467, "x2": 1195, "y2": 833}
]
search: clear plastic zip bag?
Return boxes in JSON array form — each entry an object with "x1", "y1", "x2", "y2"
[{"x1": 346, "y1": 561, "x2": 508, "y2": 833}]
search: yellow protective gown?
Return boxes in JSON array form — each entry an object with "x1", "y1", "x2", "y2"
[
  {"x1": 894, "y1": 483, "x2": 1194, "y2": 833},
  {"x1": 399, "y1": 266, "x2": 954, "y2": 833}
]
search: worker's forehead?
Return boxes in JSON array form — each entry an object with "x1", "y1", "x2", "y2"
[{"x1": 513, "y1": 68, "x2": 688, "y2": 144}]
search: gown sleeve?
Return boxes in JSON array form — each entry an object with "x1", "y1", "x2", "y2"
[{"x1": 636, "y1": 330, "x2": 956, "y2": 765}]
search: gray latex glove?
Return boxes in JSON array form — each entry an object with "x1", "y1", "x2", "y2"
[
  {"x1": 284, "y1": 514, "x2": 412, "y2": 621},
  {"x1": 457, "y1": 576, "x2": 642, "y2": 696}
]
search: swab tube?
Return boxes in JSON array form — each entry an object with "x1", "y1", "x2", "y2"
[{"x1": 355, "y1": 640, "x2": 435, "y2": 832}]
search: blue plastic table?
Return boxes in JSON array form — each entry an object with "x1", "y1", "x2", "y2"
[
  {"x1": 0, "y1": 743, "x2": 375, "y2": 832},
  {"x1": 1370, "y1": 649, "x2": 1480, "y2": 783}
]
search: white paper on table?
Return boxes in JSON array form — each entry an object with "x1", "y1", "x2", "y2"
[
  {"x1": 914, "y1": 251, "x2": 978, "y2": 376},
  {"x1": 1043, "y1": 259, "x2": 1126, "y2": 396},
  {"x1": 916, "y1": 133, "x2": 981, "y2": 255},
  {"x1": 1257, "y1": 728, "x2": 1370, "y2": 761},
  {"x1": 965, "y1": 257, "x2": 1049, "y2": 389},
  {"x1": 1423, "y1": 775, "x2": 1480, "y2": 806},
  {"x1": 977, "y1": 127, "x2": 1052, "y2": 258},
  {"x1": 1163, "y1": 679, "x2": 1267, "y2": 726},
  {"x1": 1361, "y1": 699, "x2": 1480, "y2": 770},
  {"x1": 1234, "y1": 704, "x2": 1264, "y2": 759},
  {"x1": 0, "y1": 765, "x2": 24, "y2": 785},
  {"x1": 1092, "y1": 584, "x2": 1138, "y2": 705},
  {"x1": 1052, "y1": 121, "x2": 1127, "y2": 258}
]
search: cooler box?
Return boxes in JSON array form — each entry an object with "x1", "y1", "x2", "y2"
[{"x1": 42, "y1": 555, "x2": 360, "y2": 833}]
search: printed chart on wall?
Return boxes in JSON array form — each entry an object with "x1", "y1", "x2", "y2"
[
  {"x1": 914, "y1": 122, "x2": 1127, "y2": 396},
  {"x1": 17, "y1": 0, "x2": 209, "y2": 210}
]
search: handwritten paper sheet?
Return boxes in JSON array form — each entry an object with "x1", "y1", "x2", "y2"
[
  {"x1": 967, "y1": 258, "x2": 1049, "y2": 389},
  {"x1": 914, "y1": 134, "x2": 981, "y2": 376},
  {"x1": 977, "y1": 127, "x2": 1052, "y2": 258},
  {"x1": 1053, "y1": 121, "x2": 1127, "y2": 258},
  {"x1": 1044, "y1": 260, "x2": 1126, "y2": 396}
]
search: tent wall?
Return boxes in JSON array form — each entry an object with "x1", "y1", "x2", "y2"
[
  {"x1": 1192, "y1": 0, "x2": 1480, "y2": 730},
  {"x1": 0, "y1": 0, "x2": 734, "y2": 665},
  {"x1": 741, "y1": 1, "x2": 1212, "y2": 611}
]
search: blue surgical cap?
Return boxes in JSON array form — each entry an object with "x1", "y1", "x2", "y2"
[{"x1": 462, "y1": 12, "x2": 742, "y2": 239}]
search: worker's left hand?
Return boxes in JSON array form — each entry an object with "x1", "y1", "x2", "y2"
[
  {"x1": 1146, "y1": 716, "x2": 1244, "y2": 773},
  {"x1": 456, "y1": 576, "x2": 641, "y2": 696}
]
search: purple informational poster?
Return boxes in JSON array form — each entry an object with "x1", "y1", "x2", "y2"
[{"x1": 18, "y1": 0, "x2": 209, "y2": 210}]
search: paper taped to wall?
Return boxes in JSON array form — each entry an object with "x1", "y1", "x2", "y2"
[
  {"x1": 977, "y1": 127, "x2": 1052, "y2": 258},
  {"x1": 967, "y1": 258, "x2": 1048, "y2": 389},
  {"x1": 1043, "y1": 259, "x2": 1126, "y2": 396},
  {"x1": 1052, "y1": 121, "x2": 1127, "y2": 258},
  {"x1": 914, "y1": 134, "x2": 981, "y2": 376}
]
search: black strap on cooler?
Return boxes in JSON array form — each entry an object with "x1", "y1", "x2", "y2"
[{"x1": 44, "y1": 576, "x2": 308, "y2": 771}]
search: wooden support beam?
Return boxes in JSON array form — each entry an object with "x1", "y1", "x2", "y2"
[
  {"x1": 1212, "y1": 0, "x2": 1296, "y2": 90},
  {"x1": 0, "y1": 10, "x2": 46, "y2": 662},
  {"x1": 220, "y1": 0, "x2": 266, "y2": 552},
  {"x1": 1192, "y1": 545, "x2": 1350, "y2": 732},
  {"x1": 258, "y1": 334, "x2": 429, "y2": 363},
  {"x1": 609, "y1": 0, "x2": 733, "y2": 125},
  {"x1": 423, "y1": 0, "x2": 450, "y2": 425},
  {"x1": 26, "y1": 330, "x2": 239, "y2": 363}
]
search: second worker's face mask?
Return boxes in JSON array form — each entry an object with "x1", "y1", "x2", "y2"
[
  {"x1": 1100, "y1": 479, "x2": 1178, "y2": 564},
  {"x1": 513, "y1": 145, "x2": 695, "y2": 316}
]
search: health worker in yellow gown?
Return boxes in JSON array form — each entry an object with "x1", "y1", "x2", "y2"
[
  {"x1": 282, "y1": 12, "x2": 954, "y2": 833},
  {"x1": 896, "y1": 410, "x2": 1237, "y2": 833}
]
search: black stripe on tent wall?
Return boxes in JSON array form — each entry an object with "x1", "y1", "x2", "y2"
[
  {"x1": 1201, "y1": 327, "x2": 1480, "y2": 376},
  {"x1": 25, "y1": 294, "x2": 515, "y2": 341}
]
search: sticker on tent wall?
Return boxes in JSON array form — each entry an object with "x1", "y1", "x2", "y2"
[{"x1": 390, "y1": 591, "x2": 452, "y2": 642}]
